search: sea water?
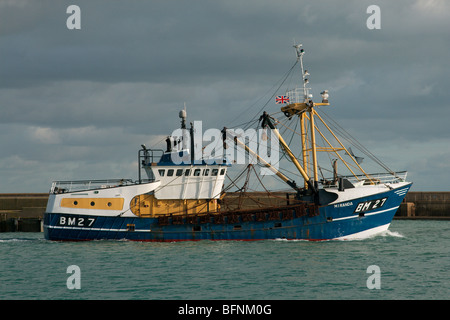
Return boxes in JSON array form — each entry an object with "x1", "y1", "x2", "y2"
[{"x1": 0, "y1": 220, "x2": 449, "y2": 300}]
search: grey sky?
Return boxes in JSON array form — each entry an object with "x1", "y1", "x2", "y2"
[{"x1": 1, "y1": 0, "x2": 449, "y2": 192}]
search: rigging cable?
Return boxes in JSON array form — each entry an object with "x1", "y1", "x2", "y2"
[
  {"x1": 318, "y1": 109, "x2": 397, "y2": 176},
  {"x1": 241, "y1": 60, "x2": 299, "y2": 131}
]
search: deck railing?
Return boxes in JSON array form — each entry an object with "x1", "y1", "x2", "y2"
[
  {"x1": 346, "y1": 171, "x2": 408, "y2": 185},
  {"x1": 322, "y1": 171, "x2": 408, "y2": 188},
  {"x1": 285, "y1": 87, "x2": 311, "y2": 104},
  {"x1": 50, "y1": 179, "x2": 135, "y2": 194}
]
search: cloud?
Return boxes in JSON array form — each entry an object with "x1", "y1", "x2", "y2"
[
  {"x1": 0, "y1": 0, "x2": 449, "y2": 192},
  {"x1": 29, "y1": 127, "x2": 61, "y2": 144}
]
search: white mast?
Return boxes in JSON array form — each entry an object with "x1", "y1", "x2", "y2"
[{"x1": 293, "y1": 43, "x2": 309, "y2": 102}]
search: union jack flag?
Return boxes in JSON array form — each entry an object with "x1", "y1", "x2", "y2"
[{"x1": 275, "y1": 95, "x2": 289, "y2": 104}]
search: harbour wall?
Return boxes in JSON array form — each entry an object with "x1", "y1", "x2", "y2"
[
  {"x1": 0, "y1": 194, "x2": 48, "y2": 232},
  {"x1": 0, "y1": 192, "x2": 449, "y2": 232},
  {"x1": 395, "y1": 192, "x2": 450, "y2": 219}
]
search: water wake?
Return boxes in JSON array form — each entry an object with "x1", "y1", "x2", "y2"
[
  {"x1": 0, "y1": 238, "x2": 32, "y2": 243},
  {"x1": 271, "y1": 228, "x2": 404, "y2": 242},
  {"x1": 380, "y1": 229, "x2": 404, "y2": 238}
]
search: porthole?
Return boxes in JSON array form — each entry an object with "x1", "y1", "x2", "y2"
[
  {"x1": 90, "y1": 201, "x2": 95, "y2": 206},
  {"x1": 107, "y1": 202, "x2": 112, "y2": 207},
  {"x1": 73, "y1": 201, "x2": 78, "y2": 206}
]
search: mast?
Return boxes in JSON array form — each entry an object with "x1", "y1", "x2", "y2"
[
  {"x1": 296, "y1": 44, "x2": 320, "y2": 187},
  {"x1": 259, "y1": 112, "x2": 316, "y2": 193},
  {"x1": 295, "y1": 44, "x2": 310, "y2": 189},
  {"x1": 309, "y1": 106, "x2": 319, "y2": 185},
  {"x1": 293, "y1": 44, "x2": 308, "y2": 101},
  {"x1": 300, "y1": 113, "x2": 309, "y2": 189},
  {"x1": 282, "y1": 43, "x2": 376, "y2": 186},
  {"x1": 282, "y1": 44, "x2": 330, "y2": 190}
]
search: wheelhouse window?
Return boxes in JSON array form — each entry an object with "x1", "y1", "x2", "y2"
[
  {"x1": 211, "y1": 169, "x2": 218, "y2": 176},
  {"x1": 185, "y1": 169, "x2": 191, "y2": 176},
  {"x1": 176, "y1": 169, "x2": 183, "y2": 176},
  {"x1": 158, "y1": 169, "x2": 165, "y2": 176},
  {"x1": 194, "y1": 169, "x2": 201, "y2": 176},
  {"x1": 220, "y1": 168, "x2": 226, "y2": 175},
  {"x1": 203, "y1": 169, "x2": 210, "y2": 176},
  {"x1": 167, "y1": 169, "x2": 174, "y2": 176}
]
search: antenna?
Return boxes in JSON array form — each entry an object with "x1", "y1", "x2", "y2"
[
  {"x1": 293, "y1": 43, "x2": 303, "y2": 61},
  {"x1": 179, "y1": 102, "x2": 187, "y2": 129},
  {"x1": 293, "y1": 43, "x2": 308, "y2": 101}
]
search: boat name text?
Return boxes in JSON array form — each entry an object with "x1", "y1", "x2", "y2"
[
  {"x1": 334, "y1": 201, "x2": 353, "y2": 208},
  {"x1": 58, "y1": 215, "x2": 96, "y2": 227},
  {"x1": 354, "y1": 197, "x2": 388, "y2": 214}
]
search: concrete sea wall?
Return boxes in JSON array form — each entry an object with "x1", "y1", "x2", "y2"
[
  {"x1": 396, "y1": 192, "x2": 450, "y2": 219},
  {"x1": 0, "y1": 191, "x2": 448, "y2": 232},
  {"x1": 0, "y1": 194, "x2": 48, "y2": 232}
]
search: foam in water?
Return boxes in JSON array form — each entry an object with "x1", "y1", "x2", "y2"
[
  {"x1": 0, "y1": 237, "x2": 43, "y2": 243},
  {"x1": 380, "y1": 229, "x2": 404, "y2": 238},
  {"x1": 0, "y1": 238, "x2": 31, "y2": 242}
]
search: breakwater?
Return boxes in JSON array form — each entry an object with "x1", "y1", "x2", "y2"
[
  {"x1": 0, "y1": 193, "x2": 47, "y2": 232},
  {"x1": 1, "y1": 191, "x2": 449, "y2": 232},
  {"x1": 396, "y1": 191, "x2": 450, "y2": 219}
]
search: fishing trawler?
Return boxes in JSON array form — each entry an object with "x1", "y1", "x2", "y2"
[{"x1": 44, "y1": 44, "x2": 412, "y2": 241}]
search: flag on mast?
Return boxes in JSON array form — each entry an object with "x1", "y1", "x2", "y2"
[{"x1": 275, "y1": 95, "x2": 290, "y2": 104}]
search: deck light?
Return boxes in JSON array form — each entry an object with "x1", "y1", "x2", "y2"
[{"x1": 321, "y1": 90, "x2": 329, "y2": 103}]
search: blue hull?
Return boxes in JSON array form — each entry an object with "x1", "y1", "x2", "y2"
[{"x1": 44, "y1": 184, "x2": 411, "y2": 241}]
